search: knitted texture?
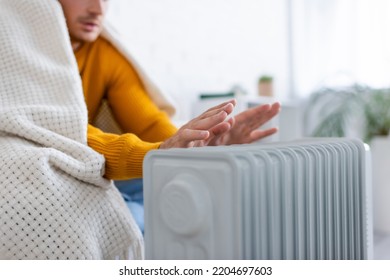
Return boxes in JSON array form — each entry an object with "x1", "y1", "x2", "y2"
[
  {"x1": 0, "y1": 0, "x2": 143, "y2": 259},
  {"x1": 93, "y1": 99, "x2": 124, "y2": 135}
]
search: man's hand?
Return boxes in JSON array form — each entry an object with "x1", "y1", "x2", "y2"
[
  {"x1": 159, "y1": 99, "x2": 237, "y2": 149},
  {"x1": 208, "y1": 102, "x2": 281, "y2": 146},
  {"x1": 159, "y1": 100, "x2": 281, "y2": 149}
]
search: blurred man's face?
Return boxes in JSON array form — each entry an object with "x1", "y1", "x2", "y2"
[{"x1": 58, "y1": 0, "x2": 109, "y2": 50}]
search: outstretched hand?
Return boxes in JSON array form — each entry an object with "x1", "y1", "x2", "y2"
[
  {"x1": 208, "y1": 102, "x2": 281, "y2": 146},
  {"x1": 159, "y1": 100, "x2": 280, "y2": 149},
  {"x1": 159, "y1": 99, "x2": 236, "y2": 149}
]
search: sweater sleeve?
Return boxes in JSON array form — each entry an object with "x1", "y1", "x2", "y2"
[
  {"x1": 104, "y1": 44, "x2": 177, "y2": 143},
  {"x1": 87, "y1": 124, "x2": 161, "y2": 180}
]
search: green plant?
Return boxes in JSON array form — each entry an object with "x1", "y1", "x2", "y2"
[
  {"x1": 258, "y1": 75, "x2": 273, "y2": 83},
  {"x1": 363, "y1": 88, "x2": 390, "y2": 141},
  {"x1": 305, "y1": 84, "x2": 390, "y2": 143}
]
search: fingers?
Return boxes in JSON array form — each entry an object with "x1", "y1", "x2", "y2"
[
  {"x1": 185, "y1": 101, "x2": 236, "y2": 131},
  {"x1": 268, "y1": 102, "x2": 281, "y2": 118},
  {"x1": 249, "y1": 127, "x2": 279, "y2": 142},
  {"x1": 161, "y1": 100, "x2": 238, "y2": 149},
  {"x1": 263, "y1": 102, "x2": 281, "y2": 120},
  {"x1": 161, "y1": 101, "x2": 280, "y2": 149},
  {"x1": 251, "y1": 102, "x2": 280, "y2": 118},
  {"x1": 197, "y1": 101, "x2": 235, "y2": 121},
  {"x1": 189, "y1": 110, "x2": 228, "y2": 130},
  {"x1": 180, "y1": 128, "x2": 210, "y2": 142},
  {"x1": 226, "y1": 117, "x2": 235, "y2": 127},
  {"x1": 235, "y1": 102, "x2": 280, "y2": 130},
  {"x1": 202, "y1": 99, "x2": 237, "y2": 115},
  {"x1": 159, "y1": 128, "x2": 209, "y2": 149},
  {"x1": 256, "y1": 102, "x2": 279, "y2": 118},
  {"x1": 209, "y1": 121, "x2": 232, "y2": 137}
]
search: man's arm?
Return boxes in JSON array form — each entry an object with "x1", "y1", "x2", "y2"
[
  {"x1": 103, "y1": 43, "x2": 177, "y2": 142},
  {"x1": 87, "y1": 124, "x2": 161, "y2": 180},
  {"x1": 87, "y1": 99, "x2": 237, "y2": 179}
]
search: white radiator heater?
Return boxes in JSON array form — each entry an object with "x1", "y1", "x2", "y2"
[{"x1": 144, "y1": 138, "x2": 373, "y2": 260}]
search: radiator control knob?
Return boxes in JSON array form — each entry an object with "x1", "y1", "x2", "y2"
[{"x1": 159, "y1": 174, "x2": 208, "y2": 235}]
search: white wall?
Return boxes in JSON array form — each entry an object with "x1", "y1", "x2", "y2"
[
  {"x1": 106, "y1": 0, "x2": 290, "y2": 120},
  {"x1": 292, "y1": 0, "x2": 390, "y2": 96}
]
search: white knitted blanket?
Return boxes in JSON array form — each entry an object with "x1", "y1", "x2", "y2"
[{"x1": 0, "y1": 0, "x2": 143, "y2": 259}]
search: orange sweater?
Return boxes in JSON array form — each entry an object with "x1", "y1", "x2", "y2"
[{"x1": 75, "y1": 37, "x2": 177, "y2": 180}]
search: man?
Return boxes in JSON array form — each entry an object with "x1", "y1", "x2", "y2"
[{"x1": 58, "y1": 0, "x2": 280, "y2": 231}]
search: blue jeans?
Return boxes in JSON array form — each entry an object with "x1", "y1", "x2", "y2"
[{"x1": 114, "y1": 178, "x2": 144, "y2": 234}]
